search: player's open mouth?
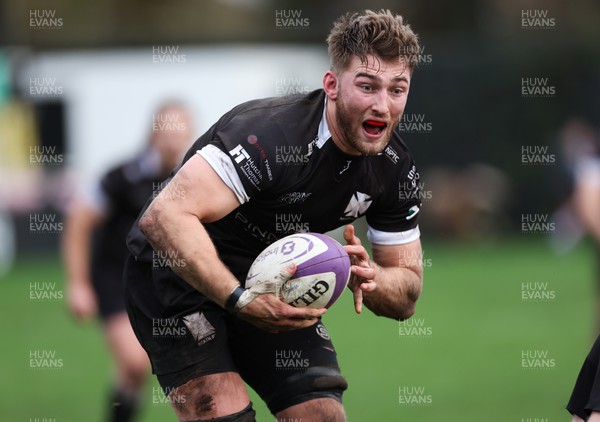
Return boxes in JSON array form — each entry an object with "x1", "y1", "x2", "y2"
[{"x1": 362, "y1": 119, "x2": 387, "y2": 137}]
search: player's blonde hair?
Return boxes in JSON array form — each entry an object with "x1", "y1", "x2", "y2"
[{"x1": 326, "y1": 9, "x2": 420, "y2": 72}]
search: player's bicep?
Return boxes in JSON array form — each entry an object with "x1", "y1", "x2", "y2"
[
  {"x1": 372, "y1": 239, "x2": 423, "y2": 279},
  {"x1": 156, "y1": 153, "x2": 241, "y2": 223}
]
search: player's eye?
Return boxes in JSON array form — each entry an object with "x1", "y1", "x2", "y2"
[
  {"x1": 391, "y1": 87, "x2": 404, "y2": 96},
  {"x1": 360, "y1": 84, "x2": 373, "y2": 92}
]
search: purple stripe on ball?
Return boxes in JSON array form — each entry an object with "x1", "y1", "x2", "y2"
[{"x1": 292, "y1": 233, "x2": 351, "y2": 308}]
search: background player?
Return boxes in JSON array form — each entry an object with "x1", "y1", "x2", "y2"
[
  {"x1": 560, "y1": 119, "x2": 600, "y2": 421},
  {"x1": 125, "y1": 10, "x2": 423, "y2": 422},
  {"x1": 62, "y1": 101, "x2": 194, "y2": 422}
]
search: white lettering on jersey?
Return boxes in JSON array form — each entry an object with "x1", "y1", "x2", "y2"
[
  {"x1": 229, "y1": 145, "x2": 250, "y2": 164},
  {"x1": 384, "y1": 145, "x2": 400, "y2": 164},
  {"x1": 343, "y1": 192, "x2": 372, "y2": 218}
]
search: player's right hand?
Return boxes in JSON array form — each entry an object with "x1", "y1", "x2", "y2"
[
  {"x1": 236, "y1": 294, "x2": 326, "y2": 333},
  {"x1": 67, "y1": 281, "x2": 98, "y2": 322}
]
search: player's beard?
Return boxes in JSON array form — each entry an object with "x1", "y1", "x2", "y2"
[{"x1": 335, "y1": 90, "x2": 399, "y2": 156}]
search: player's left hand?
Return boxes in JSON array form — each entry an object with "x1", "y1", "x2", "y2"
[{"x1": 343, "y1": 224, "x2": 377, "y2": 314}]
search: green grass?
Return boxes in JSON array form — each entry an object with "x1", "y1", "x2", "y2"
[{"x1": 1, "y1": 238, "x2": 597, "y2": 421}]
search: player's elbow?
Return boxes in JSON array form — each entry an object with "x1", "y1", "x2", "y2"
[
  {"x1": 395, "y1": 286, "x2": 421, "y2": 321},
  {"x1": 139, "y1": 200, "x2": 165, "y2": 241},
  {"x1": 397, "y1": 302, "x2": 417, "y2": 321},
  {"x1": 369, "y1": 297, "x2": 418, "y2": 321}
]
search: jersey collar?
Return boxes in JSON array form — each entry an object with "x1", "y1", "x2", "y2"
[{"x1": 316, "y1": 96, "x2": 331, "y2": 149}]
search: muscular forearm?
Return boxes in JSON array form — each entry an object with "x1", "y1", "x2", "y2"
[
  {"x1": 362, "y1": 263, "x2": 422, "y2": 320},
  {"x1": 139, "y1": 201, "x2": 240, "y2": 309}
]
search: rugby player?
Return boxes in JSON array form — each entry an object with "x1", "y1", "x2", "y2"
[
  {"x1": 568, "y1": 334, "x2": 600, "y2": 422},
  {"x1": 125, "y1": 10, "x2": 424, "y2": 421},
  {"x1": 563, "y1": 119, "x2": 600, "y2": 421},
  {"x1": 62, "y1": 102, "x2": 193, "y2": 422}
]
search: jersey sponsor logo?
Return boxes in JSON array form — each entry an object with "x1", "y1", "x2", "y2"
[
  {"x1": 245, "y1": 136, "x2": 274, "y2": 181},
  {"x1": 235, "y1": 212, "x2": 278, "y2": 245},
  {"x1": 246, "y1": 135, "x2": 267, "y2": 160},
  {"x1": 229, "y1": 145, "x2": 263, "y2": 189},
  {"x1": 406, "y1": 205, "x2": 420, "y2": 220},
  {"x1": 406, "y1": 164, "x2": 419, "y2": 184},
  {"x1": 342, "y1": 192, "x2": 373, "y2": 219},
  {"x1": 399, "y1": 166, "x2": 429, "y2": 203},
  {"x1": 278, "y1": 192, "x2": 312, "y2": 205},
  {"x1": 384, "y1": 145, "x2": 400, "y2": 164},
  {"x1": 399, "y1": 164, "x2": 422, "y2": 202},
  {"x1": 229, "y1": 145, "x2": 250, "y2": 163}
]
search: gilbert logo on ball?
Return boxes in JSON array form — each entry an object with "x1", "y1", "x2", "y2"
[{"x1": 246, "y1": 233, "x2": 351, "y2": 308}]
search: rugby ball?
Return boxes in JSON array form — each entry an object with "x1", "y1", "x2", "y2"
[{"x1": 245, "y1": 233, "x2": 351, "y2": 308}]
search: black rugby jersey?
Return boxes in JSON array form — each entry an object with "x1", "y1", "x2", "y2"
[
  {"x1": 127, "y1": 89, "x2": 421, "y2": 301},
  {"x1": 91, "y1": 151, "x2": 166, "y2": 275}
]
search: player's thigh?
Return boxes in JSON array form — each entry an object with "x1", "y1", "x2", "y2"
[
  {"x1": 104, "y1": 312, "x2": 150, "y2": 375},
  {"x1": 165, "y1": 372, "x2": 251, "y2": 421},
  {"x1": 228, "y1": 317, "x2": 348, "y2": 416},
  {"x1": 124, "y1": 258, "x2": 253, "y2": 419},
  {"x1": 125, "y1": 306, "x2": 251, "y2": 419}
]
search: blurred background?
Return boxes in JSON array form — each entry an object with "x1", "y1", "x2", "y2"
[{"x1": 1, "y1": 0, "x2": 600, "y2": 421}]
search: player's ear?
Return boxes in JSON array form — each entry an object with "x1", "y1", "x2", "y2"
[{"x1": 323, "y1": 70, "x2": 339, "y2": 100}]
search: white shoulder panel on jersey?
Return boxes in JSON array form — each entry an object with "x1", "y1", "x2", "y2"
[
  {"x1": 197, "y1": 145, "x2": 249, "y2": 205},
  {"x1": 367, "y1": 225, "x2": 421, "y2": 245},
  {"x1": 316, "y1": 97, "x2": 331, "y2": 148}
]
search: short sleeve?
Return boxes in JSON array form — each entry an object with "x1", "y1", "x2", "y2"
[
  {"x1": 195, "y1": 113, "x2": 282, "y2": 204},
  {"x1": 366, "y1": 159, "x2": 422, "y2": 245}
]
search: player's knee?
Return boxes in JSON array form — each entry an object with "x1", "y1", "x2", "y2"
[
  {"x1": 166, "y1": 373, "x2": 250, "y2": 421},
  {"x1": 269, "y1": 366, "x2": 348, "y2": 415},
  {"x1": 183, "y1": 402, "x2": 256, "y2": 422},
  {"x1": 277, "y1": 398, "x2": 345, "y2": 422}
]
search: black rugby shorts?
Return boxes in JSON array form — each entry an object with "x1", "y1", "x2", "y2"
[{"x1": 124, "y1": 255, "x2": 348, "y2": 414}]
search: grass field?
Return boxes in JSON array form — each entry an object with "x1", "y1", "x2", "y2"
[{"x1": 1, "y1": 237, "x2": 597, "y2": 421}]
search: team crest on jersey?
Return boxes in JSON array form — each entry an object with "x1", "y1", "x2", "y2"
[
  {"x1": 182, "y1": 312, "x2": 216, "y2": 346},
  {"x1": 342, "y1": 192, "x2": 372, "y2": 219}
]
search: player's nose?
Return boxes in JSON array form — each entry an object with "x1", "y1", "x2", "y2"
[{"x1": 370, "y1": 90, "x2": 390, "y2": 116}]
